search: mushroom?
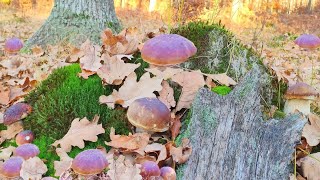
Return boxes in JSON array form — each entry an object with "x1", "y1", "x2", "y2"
[
  {"x1": 16, "y1": 130, "x2": 35, "y2": 145},
  {"x1": 140, "y1": 161, "x2": 161, "y2": 180},
  {"x1": 0, "y1": 156, "x2": 23, "y2": 179},
  {"x1": 160, "y1": 166, "x2": 176, "y2": 180},
  {"x1": 294, "y1": 34, "x2": 320, "y2": 50},
  {"x1": 13, "y1": 143, "x2": 40, "y2": 160},
  {"x1": 141, "y1": 34, "x2": 197, "y2": 68},
  {"x1": 284, "y1": 82, "x2": 319, "y2": 115},
  {"x1": 71, "y1": 149, "x2": 108, "y2": 177},
  {"x1": 3, "y1": 103, "x2": 32, "y2": 125},
  {"x1": 4, "y1": 37, "x2": 24, "y2": 55},
  {"x1": 127, "y1": 97, "x2": 171, "y2": 133}
]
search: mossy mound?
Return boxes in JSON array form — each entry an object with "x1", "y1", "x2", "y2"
[{"x1": 22, "y1": 64, "x2": 130, "y2": 175}]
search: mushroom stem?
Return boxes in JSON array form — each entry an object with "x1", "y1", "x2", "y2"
[{"x1": 284, "y1": 99, "x2": 312, "y2": 115}]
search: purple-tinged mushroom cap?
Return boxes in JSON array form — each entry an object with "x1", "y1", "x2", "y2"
[
  {"x1": 141, "y1": 34, "x2": 197, "y2": 66},
  {"x1": 3, "y1": 103, "x2": 32, "y2": 125},
  {"x1": 71, "y1": 149, "x2": 108, "y2": 175},
  {"x1": 4, "y1": 37, "x2": 23, "y2": 55},
  {"x1": 160, "y1": 166, "x2": 176, "y2": 180},
  {"x1": 294, "y1": 34, "x2": 320, "y2": 50},
  {"x1": 16, "y1": 130, "x2": 35, "y2": 145},
  {"x1": 0, "y1": 156, "x2": 23, "y2": 179},
  {"x1": 140, "y1": 161, "x2": 161, "y2": 179},
  {"x1": 14, "y1": 143, "x2": 40, "y2": 160}
]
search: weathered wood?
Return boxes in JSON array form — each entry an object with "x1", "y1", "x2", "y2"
[{"x1": 179, "y1": 67, "x2": 306, "y2": 180}]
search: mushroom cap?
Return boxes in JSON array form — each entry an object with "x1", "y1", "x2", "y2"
[
  {"x1": 3, "y1": 103, "x2": 32, "y2": 125},
  {"x1": 141, "y1": 34, "x2": 197, "y2": 66},
  {"x1": 127, "y1": 97, "x2": 171, "y2": 132},
  {"x1": 16, "y1": 130, "x2": 35, "y2": 146},
  {"x1": 160, "y1": 166, "x2": 176, "y2": 180},
  {"x1": 294, "y1": 34, "x2": 320, "y2": 50},
  {"x1": 71, "y1": 149, "x2": 108, "y2": 175},
  {"x1": 0, "y1": 156, "x2": 23, "y2": 178},
  {"x1": 140, "y1": 161, "x2": 161, "y2": 179},
  {"x1": 4, "y1": 37, "x2": 23, "y2": 54},
  {"x1": 14, "y1": 143, "x2": 40, "y2": 160},
  {"x1": 284, "y1": 82, "x2": 319, "y2": 100}
]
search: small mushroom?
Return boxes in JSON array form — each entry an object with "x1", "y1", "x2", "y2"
[
  {"x1": 140, "y1": 161, "x2": 161, "y2": 180},
  {"x1": 284, "y1": 82, "x2": 319, "y2": 115},
  {"x1": 127, "y1": 97, "x2": 171, "y2": 132},
  {"x1": 141, "y1": 34, "x2": 197, "y2": 67},
  {"x1": 294, "y1": 34, "x2": 320, "y2": 50},
  {"x1": 14, "y1": 143, "x2": 40, "y2": 160},
  {"x1": 71, "y1": 149, "x2": 108, "y2": 176},
  {"x1": 3, "y1": 103, "x2": 32, "y2": 126},
  {"x1": 0, "y1": 156, "x2": 23, "y2": 179},
  {"x1": 16, "y1": 130, "x2": 35, "y2": 145},
  {"x1": 160, "y1": 166, "x2": 176, "y2": 180},
  {"x1": 4, "y1": 37, "x2": 23, "y2": 55}
]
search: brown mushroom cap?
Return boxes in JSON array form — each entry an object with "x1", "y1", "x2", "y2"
[
  {"x1": 294, "y1": 34, "x2": 320, "y2": 50},
  {"x1": 127, "y1": 97, "x2": 171, "y2": 132},
  {"x1": 141, "y1": 34, "x2": 197, "y2": 66},
  {"x1": 284, "y1": 82, "x2": 319, "y2": 100},
  {"x1": 160, "y1": 166, "x2": 176, "y2": 180},
  {"x1": 0, "y1": 156, "x2": 23, "y2": 179},
  {"x1": 140, "y1": 161, "x2": 161, "y2": 179},
  {"x1": 4, "y1": 37, "x2": 23, "y2": 55},
  {"x1": 71, "y1": 149, "x2": 108, "y2": 175},
  {"x1": 14, "y1": 143, "x2": 40, "y2": 160},
  {"x1": 3, "y1": 103, "x2": 32, "y2": 125},
  {"x1": 16, "y1": 130, "x2": 35, "y2": 145}
]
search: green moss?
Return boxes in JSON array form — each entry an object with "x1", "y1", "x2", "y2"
[
  {"x1": 23, "y1": 64, "x2": 130, "y2": 176},
  {"x1": 211, "y1": 86, "x2": 232, "y2": 96}
]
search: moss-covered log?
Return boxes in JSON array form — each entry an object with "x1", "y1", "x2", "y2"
[
  {"x1": 25, "y1": 0, "x2": 121, "y2": 48},
  {"x1": 177, "y1": 67, "x2": 306, "y2": 179}
]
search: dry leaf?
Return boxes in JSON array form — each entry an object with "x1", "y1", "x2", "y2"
[
  {"x1": 53, "y1": 148, "x2": 73, "y2": 177},
  {"x1": 170, "y1": 116, "x2": 182, "y2": 140},
  {"x1": 0, "y1": 121, "x2": 23, "y2": 144},
  {"x1": 107, "y1": 154, "x2": 142, "y2": 180},
  {"x1": 172, "y1": 71, "x2": 205, "y2": 112},
  {"x1": 205, "y1": 73, "x2": 237, "y2": 86},
  {"x1": 20, "y1": 156, "x2": 48, "y2": 180},
  {"x1": 31, "y1": 46, "x2": 45, "y2": 57},
  {"x1": 298, "y1": 152, "x2": 320, "y2": 180},
  {"x1": 0, "y1": 84, "x2": 10, "y2": 105},
  {"x1": 105, "y1": 128, "x2": 150, "y2": 155},
  {"x1": 302, "y1": 114, "x2": 320, "y2": 146},
  {"x1": 99, "y1": 72, "x2": 163, "y2": 108},
  {"x1": 145, "y1": 67, "x2": 184, "y2": 80},
  {"x1": 144, "y1": 143, "x2": 167, "y2": 163},
  {"x1": 205, "y1": 77, "x2": 216, "y2": 88},
  {"x1": 97, "y1": 55, "x2": 140, "y2": 85},
  {"x1": 0, "y1": 146, "x2": 16, "y2": 161},
  {"x1": 78, "y1": 69, "x2": 96, "y2": 79},
  {"x1": 79, "y1": 40, "x2": 102, "y2": 72},
  {"x1": 52, "y1": 115, "x2": 105, "y2": 152},
  {"x1": 168, "y1": 138, "x2": 192, "y2": 164},
  {"x1": 158, "y1": 81, "x2": 176, "y2": 109}
]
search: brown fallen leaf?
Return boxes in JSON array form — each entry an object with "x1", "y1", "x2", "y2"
[
  {"x1": 107, "y1": 154, "x2": 142, "y2": 180},
  {"x1": 52, "y1": 115, "x2": 105, "y2": 152},
  {"x1": 53, "y1": 148, "x2": 73, "y2": 177},
  {"x1": 298, "y1": 152, "x2": 320, "y2": 180},
  {"x1": 145, "y1": 67, "x2": 184, "y2": 80},
  {"x1": 168, "y1": 138, "x2": 192, "y2": 164},
  {"x1": 158, "y1": 81, "x2": 176, "y2": 109},
  {"x1": 78, "y1": 68, "x2": 96, "y2": 79},
  {"x1": 99, "y1": 72, "x2": 163, "y2": 108},
  {"x1": 79, "y1": 40, "x2": 102, "y2": 72},
  {"x1": 97, "y1": 55, "x2": 140, "y2": 85},
  {"x1": 205, "y1": 76, "x2": 216, "y2": 88},
  {"x1": 31, "y1": 45, "x2": 45, "y2": 57},
  {"x1": 302, "y1": 113, "x2": 320, "y2": 146},
  {"x1": 204, "y1": 73, "x2": 237, "y2": 86},
  {"x1": 170, "y1": 116, "x2": 182, "y2": 140},
  {"x1": 20, "y1": 156, "x2": 48, "y2": 180},
  {"x1": 0, "y1": 121, "x2": 23, "y2": 145},
  {"x1": 172, "y1": 71, "x2": 205, "y2": 112},
  {"x1": 144, "y1": 143, "x2": 167, "y2": 163},
  {"x1": 0, "y1": 84, "x2": 10, "y2": 105},
  {"x1": 0, "y1": 146, "x2": 16, "y2": 161},
  {"x1": 105, "y1": 128, "x2": 150, "y2": 155}
]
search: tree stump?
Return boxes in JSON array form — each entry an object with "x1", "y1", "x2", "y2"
[{"x1": 178, "y1": 67, "x2": 306, "y2": 179}]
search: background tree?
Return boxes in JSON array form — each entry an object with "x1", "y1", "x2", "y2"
[{"x1": 25, "y1": 0, "x2": 121, "y2": 48}]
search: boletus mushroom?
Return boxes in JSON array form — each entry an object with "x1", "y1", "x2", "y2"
[
  {"x1": 294, "y1": 34, "x2": 320, "y2": 50},
  {"x1": 3, "y1": 102, "x2": 32, "y2": 126},
  {"x1": 140, "y1": 161, "x2": 161, "y2": 180},
  {"x1": 16, "y1": 130, "x2": 35, "y2": 145},
  {"x1": 14, "y1": 143, "x2": 40, "y2": 160},
  {"x1": 160, "y1": 166, "x2": 176, "y2": 180},
  {"x1": 0, "y1": 156, "x2": 23, "y2": 179},
  {"x1": 4, "y1": 37, "x2": 23, "y2": 55}
]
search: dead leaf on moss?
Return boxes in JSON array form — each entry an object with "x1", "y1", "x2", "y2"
[
  {"x1": 298, "y1": 152, "x2": 320, "y2": 180},
  {"x1": 52, "y1": 115, "x2": 105, "y2": 152},
  {"x1": 97, "y1": 55, "x2": 140, "y2": 85},
  {"x1": 0, "y1": 84, "x2": 10, "y2": 105},
  {"x1": 105, "y1": 128, "x2": 150, "y2": 155},
  {"x1": 79, "y1": 40, "x2": 102, "y2": 72},
  {"x1": 107, "y1": 154, "x2": 142, "y2": 180},
  {"x1": 158, "y1": 81, "x2": 175, "y2": 109},
  {"x1": 53, "y1": 148, "x2": 73, "y2": 177},
  {"x1": 99, "y1": 72, "x2": 163, "y2": 108},
  {"x1": 20, "y1": 156, "x2": 48, "y2": 180},
  {"x1": 0, "y1": 146, "x2": 16, "y2": 161},
  {"x1": 145, "y1": 67, "x2": 183, "y2": 80},
  {"x1": 144, "y1": 143, "x2": 167, "y2": 163},
  {"x1": 205, "y1": 73, "x2": 237, "y2": 86},
  {"x1": 170, "y1": 116, "x2": 182, "y2": 140},
  {"x1": 172, "y1": 71, "x2": 205, "y2": 112},
  {"x1": 0, "y1": 121, "x2": 23, "y2": 145},
  {"x1": 302, "y1": 113, "x2": 320, "y2": 146},
  {"x1": 168, "y1": 138, "x2": 192, "y2": 164}
]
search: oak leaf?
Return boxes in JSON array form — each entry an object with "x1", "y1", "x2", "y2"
[
  {"x1": 145, "y1": 67, "x2": 183, "y2": 80},
  {"x1": 52, "y1": 115, "x2": 105, "y2": 152},
  {"x1": 158, "y1": 81, "x2": 176, "y2": 109},
  {"x1": 0, "y1": 122, "x2": 23, "y2": 145},
  {"x1": 20, "y1": 157, "x2": 48, "y2": 180},
  {"x1": 53, "y1": 148, "x2": 73, "y2": 177},
  {"x1": 205, "y1": 73, "x2": 237, "y2": 86},
  {"x1": 168, "y1": 138, "x2": 192, "y2": 164},
  {"x1": 0, "y1": 84, "x2": 10, "y2": 105},
  {"x1": 79, "y1": 40, "x2": 102, "y2": 72},
  {"x1": 0, "y1": 146, "x2": 16, "y2": 161},
  {"x1": 97, "y1": 55, "x2": 140, "y2": 85},
  {"x1": 302, "y1": 114, "x2": 320, "y2": 146},
  {"x1": 99, "y1": 72, "x2": 163, "y2": 108},
  {"x1": 172, "y1": 71, "x2": 205, "y2": 112},
  {"x1": 144, "y1": 143, "x2": 167, "y2": 163},
  {"x1": 107, "y1": 154, "x2": 142, "y2": 180},
  {"x1": 298, "y1": 152, "x2": 320, "y2": 180}
]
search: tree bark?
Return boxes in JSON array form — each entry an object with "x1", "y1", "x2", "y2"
[
  {"x1": 178, "y1": 66, "x2": 307, "y2": 179},
  {"x1": 25, "y1": 0, "x2": 121, "y2": 48}
]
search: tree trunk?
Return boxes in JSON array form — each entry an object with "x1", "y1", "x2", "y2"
[
  {"x1": 178, "y1": 67, "x2": 307, "y2": 179},
  {"x1": 25, "y1": 0, "x2": 121, "y2": 48}
]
